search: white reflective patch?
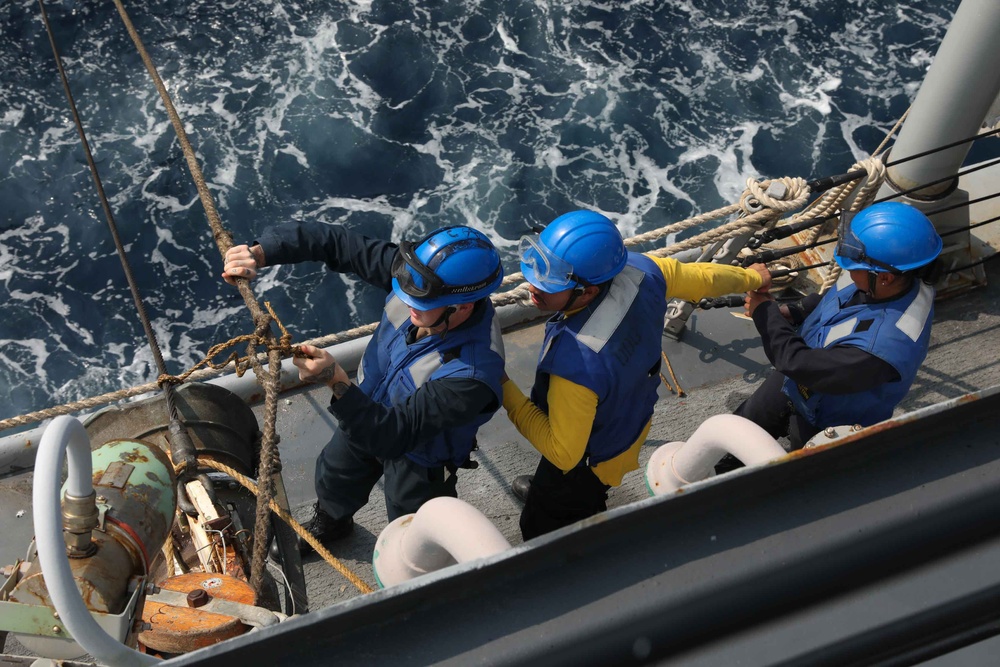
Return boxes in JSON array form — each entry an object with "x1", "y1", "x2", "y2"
[
  {"x1": 489, "y1": 314, "x2": 506, "y2": 360},
  {"x1": 823, "y1": 318, "x2": 858, "y2": 347},
  {"x1": 576, "y1": 265, "x2": 641, "y2": 353},
  {"x1": 539, "y1": 336, "x2": 554, "y2": 364},
  {"x1": 409, "y1": 353, "x2": 444, "y2": 388},
  {"x1": 356, "y1": 352, "x2": 366, "y2": 384},
  {"x1": 385, "y1": 296, "x2": 410, "y2": 328},
  {"x1": 895, "y1": 282, "x2": 934, "y2": 342}
]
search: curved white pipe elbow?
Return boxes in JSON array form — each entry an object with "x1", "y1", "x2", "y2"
[
  {"x1": 33, "y1": 416, "x2": 158, "y2": 666},
  {"x1": 646, "y1": 414, "x2": 787, "y2": 496},
  {"x1": 373, "y1": 497, "x2": 511, "y2": 588}
]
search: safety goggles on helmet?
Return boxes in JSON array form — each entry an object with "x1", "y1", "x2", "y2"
[
  {"x1": 391, "y1": 234, "x2": 501, "y2": 301},
  {"x1": 518, "y1": 235, "x2": 579, "y2": 290},
  {"x1": 835, "y1": 210, "x2": 902, "y2": 274}
]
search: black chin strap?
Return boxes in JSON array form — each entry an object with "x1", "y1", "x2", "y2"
[
  {"x1": 562, "y1": 286, "x2": 588, "y2": 312},
  {"x1": 866, "y1": 271, "x2": 879, "y2": 298},
  {"x1": 428, "y1": 306, "x2": 457, "y2": 337}
]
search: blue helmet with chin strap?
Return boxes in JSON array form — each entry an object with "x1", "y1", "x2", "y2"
[
  {"x1": 519, "y1": 210, "x2": 627, "y2": 293},
  {"x1": 835, "y1": 202, "x2": 942, "y2": 274},
  {"x1": 391, "y1": 226, "x2": 503, "y2": 310}
]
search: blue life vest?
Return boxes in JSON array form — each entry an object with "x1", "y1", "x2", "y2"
[
  {"x1": 356, "y1": 295, "x2": 505, "y2": 467},
  {"x1": 782, "y1": 277, "x2": 935, "y2": 428},
  {"x1": 530, "y1": 253, "x2": 667, "y2": 466}
]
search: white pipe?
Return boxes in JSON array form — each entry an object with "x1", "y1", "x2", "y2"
[
  {"x1": 373, "y1": 497, "x2": 511, "y2": 588},
  {"x1": 646, "y1": 414, "x2": 787, "y2": 496},
  {"x1": 33, "y1": 416, "x2": 158, "y2": 667}
]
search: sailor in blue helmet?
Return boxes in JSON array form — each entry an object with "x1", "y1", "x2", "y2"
[
  {"x1": 730, "y1": 201, "x2": 943, "y2": 456},
  {"x1": 502, "y1": 210, "x2": 771, "y2": 540},
  {"x1": 223, "y1": 222, "x2": 505, "y2": 554}
]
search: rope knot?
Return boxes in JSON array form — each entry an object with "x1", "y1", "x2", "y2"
[
  {"x1": 853, "y1": 157, "x2": 887, "y2": 189},
  {"x1": 742, "y1": 177, "x2": 810, "y2": 215}
]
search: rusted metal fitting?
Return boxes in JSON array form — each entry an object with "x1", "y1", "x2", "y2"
[
  {"x1": 187, "y1": 588, "x2": 211, "y2": 608},
  {"x1": 62, "y1": 490, "x2": 100, "y2": 558}
]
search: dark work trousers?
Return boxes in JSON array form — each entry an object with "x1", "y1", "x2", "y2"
[
  {"x1": 520, "y1": 455, "x2": 611, "y2": 541},
  {"x1": 734, "y1": 371, "x2": 820, "y2": 451},
  {"x1": 314, "y1": 428, "x2": 458, "y2": 522}
]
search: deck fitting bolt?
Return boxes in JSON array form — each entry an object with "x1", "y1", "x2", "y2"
[
  {"x1": 52, "y1": 625, "x2": 61, "y2": 634},
  {"x1": 187, "y1": 589, "x2": 211, "y2": 608},
  {"x1": 824, "y1": 427, "x2": 836, "y2": 437}
]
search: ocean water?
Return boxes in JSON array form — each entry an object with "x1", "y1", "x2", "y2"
[{"x1": 0, "y1": 0, "x2": 962, "y2": 422}]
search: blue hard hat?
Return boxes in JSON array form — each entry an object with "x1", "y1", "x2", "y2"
[
  {"x1": 519, "y1": 210, "x2": 627, "y2": 293},
  {"x1": 391, "y1": 226, "x2": 503, "y2": 310},
  {"x1": 835, "y1": 202, "x2": 943, "y2": 273}
]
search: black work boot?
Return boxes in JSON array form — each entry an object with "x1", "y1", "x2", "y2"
[
  {"x1": 511, "y1": 475, "x2": 533, "y2": 503},
  {"x1": 297, "y1": 504, "x2": 354, "y2": 556}
]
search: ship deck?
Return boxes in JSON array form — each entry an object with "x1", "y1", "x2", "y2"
[
  {"x1": 280, "y1": 257, "x2": 1000, "y2": 612},
  {"x1": 3, "y1": 234, "x2": 1000, "y2": 662}
]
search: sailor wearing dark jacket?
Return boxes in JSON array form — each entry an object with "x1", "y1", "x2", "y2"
[
  {"x1": 502, "y1": 210, "x2": 771, "y2": 540},
  {"x1": 735, "y1": 201, "x2": 943, "y2": 451},
  {"x1": 223, "y1": 223, "x2": 505, "y2": 553}
]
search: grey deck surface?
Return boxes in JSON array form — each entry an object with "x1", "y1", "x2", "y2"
[{"x1": 262, "y1": 259, "x2": 1000, "y2": 612}]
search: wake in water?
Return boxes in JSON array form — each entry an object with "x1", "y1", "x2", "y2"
[{"x1": 0, "y1": 0, "x2": 960, "y2": 420}]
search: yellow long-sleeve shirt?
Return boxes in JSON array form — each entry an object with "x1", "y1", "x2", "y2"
[{"x1": 502, "y1": 254, "x2": 762, "y2": 486}]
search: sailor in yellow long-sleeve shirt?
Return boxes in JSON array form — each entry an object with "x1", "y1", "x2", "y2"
[{"x1": 505, "y1": 211, "x2": 769, "y2": 540}]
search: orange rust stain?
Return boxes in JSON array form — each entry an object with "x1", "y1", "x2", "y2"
[{"x1": 121, "y1": 450, "x2": 150, "y2": 464}]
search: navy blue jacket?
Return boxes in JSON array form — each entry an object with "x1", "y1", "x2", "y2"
[
  {"x1": 255, "y1": 222, "x2": 501, "y2": 464},
  {"x1": 752, "y1": 275, "x2": 929, "y2": 428},
  {"x1": 782, "y1": 278, "x2": 933, "y2": 428}
]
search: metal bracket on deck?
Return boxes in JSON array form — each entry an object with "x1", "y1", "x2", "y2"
[{"x1": 146, "y1": 589, "x2": 282, "y2": 628}]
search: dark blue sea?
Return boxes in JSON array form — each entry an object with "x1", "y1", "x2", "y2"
[{"x1": 0, "y1": 0, "x2": 962, "y2": 422}]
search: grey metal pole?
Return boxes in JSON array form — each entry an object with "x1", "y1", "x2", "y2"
[{"x1": 885, "y1": 0, "x2": 1000, "y2": 198}]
